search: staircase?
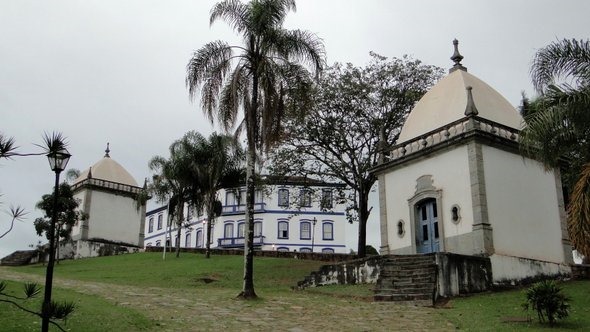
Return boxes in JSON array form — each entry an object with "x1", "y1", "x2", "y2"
[
  {"x1": 374, "y1": 254, "x2": 437, "y2": 306},
  {"x1": 0, "y1": 250, "x2": 39, "y2": 266}
]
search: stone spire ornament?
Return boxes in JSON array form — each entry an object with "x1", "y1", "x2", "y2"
[
  {"x1": 104, "y1": 143, "x2": 110, "y2": 158},
  {"x1": 449, "y1": 39, "x2": 467, "y2": 73},
  {"x1": 464, "y1": 86, "x2": 479, "y2": 116}
]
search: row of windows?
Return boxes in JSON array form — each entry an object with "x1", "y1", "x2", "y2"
[
  {"x1": 276, "y1": 247, "x2": 335, "y2": 253},
  {"x1": 278, "y1": 188, "x2": 333, "y2": 209},
  {"x1": 147, "y1": 213, "x2": 164, "y2": 233},
  {"x1": 277, "y1": 220, "x2": 333, "y2": 240},
  {"x1": 223, "y1": 222, "x2": 263, "y2": 238},
  {"x1": 146, "y1": 239, "x2": 337, "y2": 254}
]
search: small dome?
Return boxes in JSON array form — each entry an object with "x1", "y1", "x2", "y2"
[
  {"x1": 74, "y1": 156, "x2": 139, "y2": 187},
  {"x1": 397, "y1": 69, "x2": 524, "y2": 143}
]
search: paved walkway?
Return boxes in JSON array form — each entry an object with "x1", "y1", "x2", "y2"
[{"x1": 1, "y1": 267, "x2": 456, "y2": 331}]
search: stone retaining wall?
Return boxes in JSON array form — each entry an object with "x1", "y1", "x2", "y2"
[{"x1": 144, "y1": 246, "x2": 356, "y2": 263}]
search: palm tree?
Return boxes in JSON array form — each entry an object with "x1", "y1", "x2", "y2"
[
  {"x1": 187, "y1": 132, "x2": 244, "y2": 259},
  {"x1": 520, "y1": 38, "x2": 590, "y2": 261},
  {"x1": 186, "y1": 0, "x2": 324, "y2": 299},
  {"x1": 148, "y1": 133, "x2": 203, "y2": 258}
]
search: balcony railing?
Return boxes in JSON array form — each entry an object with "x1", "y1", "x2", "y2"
[
  {"x1": 221, "y1": 203, "x2": 266, "y2": 215},
  {"x1": 217, "y1": 235, "x2": 265, "y2": 248},
  {"x1": 383, "y1": 116, "x2": 520, "y2": 164}
]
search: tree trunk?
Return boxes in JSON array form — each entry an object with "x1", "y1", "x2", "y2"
[
  {"x1": 175, "y1": 202, "x2": 184, "y2": 258},
  {"x1": 357, "y1": 184, "x2": 371, "y2": 258},
  {"x1": 206, "y1": 208, "x2": 213, "y2": 259},
  {"x1": 238, "y1": 66, "x2": 258, "y2": 299}
]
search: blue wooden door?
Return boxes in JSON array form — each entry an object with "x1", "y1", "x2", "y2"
[{"x1": 416, "y1": 199, "x2": 440, "y2": 253}]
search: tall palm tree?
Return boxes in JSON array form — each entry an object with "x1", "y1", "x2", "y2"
[
  {"x1": 520, "y1": 38, "x2": 590, "y2": 260},
  {"x1": 186, "y1": 132, "x2": 244, "y2": 259},
  {"x1": 186, "y1": 0, "x2": 324, "y2": 298},
  {"x1": 148, "y1": 133, "x2": 203, "y2": 258}
]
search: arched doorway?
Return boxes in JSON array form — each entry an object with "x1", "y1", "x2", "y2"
[{"x1": 416, "y1": 198, "x2": 440, "y2": 253}]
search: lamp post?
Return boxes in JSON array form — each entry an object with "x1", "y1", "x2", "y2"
[
  {"x1": 42, "y1": 147, "x2": 70, "y2": 332},
  {"x1": 311, "y1": 217, "x2": 317, "y2": 253}
]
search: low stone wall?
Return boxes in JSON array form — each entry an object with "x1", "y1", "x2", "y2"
[
  {"x1": 144, "y1": 246, "x2": 356, "y2": 263},
  {"x1": 571, "y1": 264, "x2": 590, "y2": 279},
  {"x1": 435, "y1": 253, "x2": 492, "y2": 297},
  {"x1": 295, "y1": 255, "x2": 382, "y2": 289},
  {"x1": 295, "y1": 253, "x2": 493, "y2": 298}
]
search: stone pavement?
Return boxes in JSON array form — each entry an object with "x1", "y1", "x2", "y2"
[{"x1": 0, "y1": 267, "x2": 456, "y2": 331}]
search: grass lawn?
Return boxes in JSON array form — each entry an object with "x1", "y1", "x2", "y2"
[
  {"x1": 1, "y1": 252, "x2": 589, "y2": 331},
  {"x1": 10, "y1": 252, "x2": 324, "y2": 294},
  {"x1": 437, "y1": 280, "x2": 590, "y2": 331}
]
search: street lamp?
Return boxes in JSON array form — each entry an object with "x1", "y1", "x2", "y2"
[
  {"x1": 42, "y1": 147, "x2": 70, "y2": 332},
  {"x1": 311, "y1": 217, "x2": 317, "y2": 253}
]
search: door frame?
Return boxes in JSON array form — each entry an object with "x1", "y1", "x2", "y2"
[{"x1": 407, "y1": 175, "x2": 445, "y2": 254}]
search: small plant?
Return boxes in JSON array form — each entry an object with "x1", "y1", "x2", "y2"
[
  {"x1": 0, "y1": 280, "x2": 75, "y2": 331},
  {"x1": 523, "y1": 280, "x2": 570, "y2": 325}
]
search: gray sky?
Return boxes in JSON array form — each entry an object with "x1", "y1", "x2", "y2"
[{"x1": 1, "y1": 0, "x2": 589, "y2": 258}]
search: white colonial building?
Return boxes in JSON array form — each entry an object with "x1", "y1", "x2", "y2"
[
  {"x1": 372, "y1": 40, "x2": 573, "y2": 283},
  {"x1": 61, "y1": 145, "x2": 147, "y2": 258},
  {"x1": 144, "y1": 176, "x2": 347, "y2": 253}
]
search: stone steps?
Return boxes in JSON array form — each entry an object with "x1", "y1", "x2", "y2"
[{"x1": 373, "y1": 254, "x2": 437, "y2": 306}]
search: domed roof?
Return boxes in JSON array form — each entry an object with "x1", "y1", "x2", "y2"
[
  {"x1": 73, "y1": 144, "x2": 139, "y2": 187},
  {"x1": 397, "y1": 42, "x2": 524, "y2": 143}
]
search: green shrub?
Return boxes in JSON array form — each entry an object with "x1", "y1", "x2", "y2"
[{"x1": 523, "y1": 280, "x2": 570, "y2": 325}]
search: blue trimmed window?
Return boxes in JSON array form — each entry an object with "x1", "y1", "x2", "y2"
[
  {"x1": 322, "y1": 222, "x2": 334, "y2": 240},
  {"x1": 185, "y1": 232, "x2": 191, "y2": 247},
  {"x1": 155, "y1": 240, "x2": 161, "y2": 247},
  {"x1": 278, "y1": 221, "x2": 289, "y2": 239},
  {"x1": 224, "y1": 223, "x2": 234, "y2": 238},
  {"x1": 300, "y1": 247, "x2": 312, "y2": 253},
  {"x1": 254, "y1": 221, "x2": 262, "y2": 237},
  {"x1": 278, "y1": 188, "x2": 289, "y2": 207},
  {"x1": 148, "y1": 217, "x2": 154, "y2": 233},
  {"x1": 300, "y1": 221, "x2": 311, "y2": 240},
  {"x1": 322, "y1": 248, "x2": 335, "y2": 253},
  {"x1": 196, "y1": 229, "x2": 203, "y2": 248},
  {"x1": 321, "y1": 189, "x2": 333, "y2": 209},
  {"x1": 277, "y1": 247, "x2": 289, "y2": 252},
  {"x1": 157, "y1": 214, "x2": 163, "y2": 230},
  {"x1": 237, "y1": 222, "x2": 245, "y2": 238},
  {"x1": 299, "y1": 189, "x2": 312, "y2": 207}
]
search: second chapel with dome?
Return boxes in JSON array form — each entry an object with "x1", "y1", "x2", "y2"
[
  {"x1": 60, "y1": 144, "x2": 147, "y2": 259},
  {"x1": 372, "y1": 40, "x2": 572, "y2": 289}
]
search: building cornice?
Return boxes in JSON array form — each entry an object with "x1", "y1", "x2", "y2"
[{"x1": 371, "y1": 116, "x2": 521, "y2": 175}]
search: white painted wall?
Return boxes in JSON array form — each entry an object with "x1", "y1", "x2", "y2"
[
  {"x1": 482, "y1": 146, "x2": 565, "y2": 263},
  {"x1": 382, "y1": 145, "x2": 473, "y2": 252},
  {"x1": 85, "y1": 190, "x2": 143, "y2": 246}
]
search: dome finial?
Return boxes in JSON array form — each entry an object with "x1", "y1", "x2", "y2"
[
  {"x1": 104, "y1": 142, "x2": 110, "y2": 158},
  {"x1": 450, "y1": 39, "x2": 467, "y2": 73}
]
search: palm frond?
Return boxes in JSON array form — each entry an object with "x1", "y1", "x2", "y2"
[
  {"x1": 274, "y1": 28, "x2": 325, "y2": 76},
  {"x1": 0, "y1": 133, "x2": 18, "y2": 159},
  {"x1": 38, "y1": 132, "x2": 68, "y2": 154},
  {"x1": 567, "y1": 163, "x2": 590, "y2": 258},
  {"x1": 531, "y1": 38, "x2": 590, "y2": 93},
  {"x1": 210, "y1": 0, "x2": 249, "y2": 33}
]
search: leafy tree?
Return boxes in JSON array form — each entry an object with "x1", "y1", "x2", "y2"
[
  {"x1": 148, "y1": 132, "x2": 204, "y2": 258},
  {"x1": 519, "y1": 39, "x2": 590, "y2": 260},
  {"x1": 34, "y1": 183, "x2": 85, "y2": 261},
  {"x1": 186, "y1": 132, "x2": 244, "y2": 259},
  {"x1": 186, "y1": 0, "x2": 324, "y2": 298},
  {"x1": 270, "y1": 53, "x2": 443, "y2": 257}
]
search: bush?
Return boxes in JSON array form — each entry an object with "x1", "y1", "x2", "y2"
[{"x1": 523, "y1": 280, "x2": 570, "y2": 325}]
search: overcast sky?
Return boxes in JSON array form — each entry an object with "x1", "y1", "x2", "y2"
[{"x1": 1, "y1": 0, "x2": 589, "y2": 258}]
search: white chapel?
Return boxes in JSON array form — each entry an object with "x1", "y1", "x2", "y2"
[
  {"x1": 62, "y1": 144, "x2": 147, "y2": 259},
  {"x1": 372, "y1": 40, "x2": 573, "y2": 283}
]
